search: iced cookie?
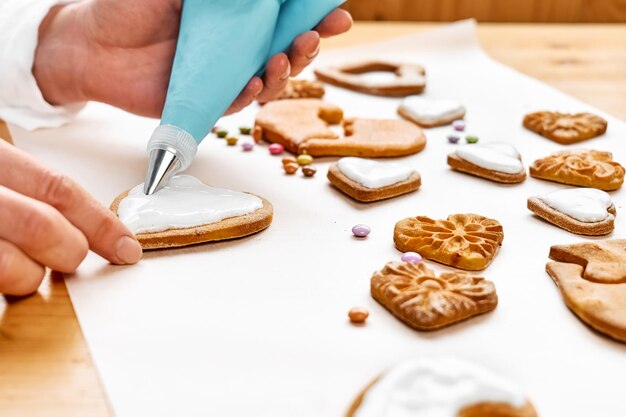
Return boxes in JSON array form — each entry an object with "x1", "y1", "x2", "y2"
[
  {"x1": 110, "y1": 175, "x2": 273, "y2": 250},
  {"x1": 327, "y1": 157, "x2": 421, "y2": 202},
  {"x1": 275, "y1": 79, "x2": 325, "y2": 101},
  {"x1": 448, "y1": 142, "x2": 527, "y2": 184},
  {"x1": 523, "y1": 111, "x2": 607, "y2": 144},
  {"x1": 371, "y1": 261, "x2": 497, "y2": 331},
  {"x1": 314, "y1": 61, "x2": 426, "y2": 97},
  {"x1": 547, "y1": 240, "x2": 626, "y2": 343},
  {"x1": 394, "y1": 214, "x2": 504, "y2": 271},
  {"x1": 254, "y1": 100, "x2": 427, "y2": 157},
  {"x1": 398, "y1": 97, "x2": 465, "y2": 128},
  {"x1": 528, "y1": 188, "x2": 616, "y2": 236},
  {"x1": 530, "y1": 149, "x2": 624, "y2": 191},
  {"x1": 347, "y1": 356, "x2": 538, "y2": 417}
]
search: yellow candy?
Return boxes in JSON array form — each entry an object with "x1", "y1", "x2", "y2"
[
  {"x1": 226, "y1": 137, "x2": 238, "y2": 146},
  {"x1": 296, "y1": 154, "x2": 314, "y2": 166}
]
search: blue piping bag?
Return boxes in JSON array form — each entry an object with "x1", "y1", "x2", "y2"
[{"x1": 144, "y1": 0, "x2": 345, "y2": 194}]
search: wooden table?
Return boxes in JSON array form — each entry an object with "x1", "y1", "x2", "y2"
[{"x1": 1, "y1": 23, "x2": 625, "y2": 417}]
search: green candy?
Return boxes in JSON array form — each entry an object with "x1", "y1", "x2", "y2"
[
  {"x1": 239, "y1": 126, "x2": 252, "y2": 135},
  {"x1": 465, "y1": 135, "x2": 479, "y2": 144},
  {"x1": 216, "y1": 129, "x2": 229, "y2": 138}
]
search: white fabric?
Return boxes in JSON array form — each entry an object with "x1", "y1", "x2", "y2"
[{"x1": 0, "y1": 0, "x2": 83, "y2": 130}]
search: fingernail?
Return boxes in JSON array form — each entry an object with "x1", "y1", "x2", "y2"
[
  {"x1": 115, "y1": 236, "x2": 143, "y2": 265},
  {"x1": 306, "y1": 45, "x2": 320, "y2": 60},
  {"x1": 280, "y1": 63, "x2": 291, "y2": 81}
]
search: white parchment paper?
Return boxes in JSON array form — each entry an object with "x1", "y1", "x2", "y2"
[{"x1": 13, "y1": 21, "x2": 626, "y2": 417}]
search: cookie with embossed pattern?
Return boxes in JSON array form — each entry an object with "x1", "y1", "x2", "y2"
[
  {"x1": 523, "y1": 111, "x2": 607, "y2": 144},
  {"x1": 394, "y1": 214, "x2": 504, "y2": 271},
  {"x1": 371, "y1": 261, "x2": 497, "y2": 331}
]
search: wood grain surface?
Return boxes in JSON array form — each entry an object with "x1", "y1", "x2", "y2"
[
  {"x1": 343, "y1": 0, "x2": 626, "y2": 23},
  {"x1": 0, "y1": 23, "x2": 625, "y2": 417}
]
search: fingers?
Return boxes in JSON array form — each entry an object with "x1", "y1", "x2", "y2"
[
  {"x1": 288, "y1": 31, "x2": 320, "y2": 77},
  {"x1": 315, "y1": 9, "x2": 353, "y2": 38},
  {"x1": 224, "y1": 76, "x2": 263, "y2": 115},
  {"x1": 0, "y1": 141, "x2": 142, "y2": 266},
  {"x1": 0, "y1": 239, "x2": 46, "y2": 297},
  {"x1": 0, "y1": 187, "x2": 88, "y2": 273},
  {"x1": 256, "y1": 53, "x2": 291, "y2": 104}
]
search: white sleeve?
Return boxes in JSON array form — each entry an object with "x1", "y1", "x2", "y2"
[{"x1": 0, "y1": 0, "x2": 85, "y2": 130}]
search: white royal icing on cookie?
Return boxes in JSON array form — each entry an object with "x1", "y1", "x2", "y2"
[
  {"x1": 537, "y1": 188, "x2": 613, "y2": 223},
  {"x1": 353, "y1": 356, "x2": 526, "y2": 417},
  {"x1": 337, "y1": 157, "x2": 415, "y2": 189},
  {"x1": 117, "y1": 175, "x2": 263, "y2": 234},
  {"x1": 456, "y1": 142, "x2": 524, "y2": 174},
  {"x1": 400, "y1": 97, "x2": 464, "y2": 123}
]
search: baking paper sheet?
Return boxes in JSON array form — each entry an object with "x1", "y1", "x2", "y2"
[{"x1": 13, "y1": 20, "x2": 626, "y2": 416}]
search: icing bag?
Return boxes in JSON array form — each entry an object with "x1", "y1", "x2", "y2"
[{"x1": 144, "y1": 0, "x2": 345, "y2": 195}]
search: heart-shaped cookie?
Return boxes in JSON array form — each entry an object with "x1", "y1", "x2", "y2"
[
  {"x1": 448, "y1": 142, "x2": 526, "y2": 184},
  {"x1": 528, "y1": 188, "x2": 616, "y2": 236},
  {"x1": 523, "y1": 111, "x2": 607, "y2": 144},
  {"x1": 254, "y1": 99, "x2": 427, "y2": 157},
  {"x1": 398, "y1": 97, "x2": 465, "y2": 128},
  {"x1": 314, "y1": 61, "x2": 426, "y2": 97},
  {"x1": 110, "y1": 175, "x2": 273, "y2": 250}
]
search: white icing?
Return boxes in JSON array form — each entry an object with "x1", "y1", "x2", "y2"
[
  {"x1": 455, "y1": 142, "x2": 524, "y2": 174},
  {"x1": 117, "y1": 175, "x2": 263, "y2": 234},
  {"x1": 354, "y1": 356, "x2": 527, "y2": 417},
  {"x1": 537, "y1": 188, "x2": 613, "y2": 223},
  {"x1": 400, "y1": 97, "x2": 464, "y2": 122},
  {"x1": 337, "y1": 157, "x2": 415, "y2": 189}
]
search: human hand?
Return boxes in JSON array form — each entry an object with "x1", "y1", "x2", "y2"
[
  {"x1": 0, "y1": 141, "x2": 142, "y2": 296},
  {"x1": 33, "y1": 0, "x2": 352, "y2": 117}
]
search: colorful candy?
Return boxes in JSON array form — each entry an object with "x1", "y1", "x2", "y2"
[
  {"x1": 447, "y1": 134, "x2": 461, "y2": 144},
  {"x1": 216, "y1": 129, "x2": 229, "y2": 138},
  {"x1": 348, "y1": 307, "x2": 369, "y2": 324},
  {"x1": 241, "y1": 142, "x2": 254, "y2": 152},
  {"x1": 401, "y1": 252, "x2": 423, "y2": 264},
  {"x1": 269, "y1": 143, "x2": 284, "y2": 155},
  {"x1": 239, "y1": 126, "x2": 252, "y2": 135},
  {"x1": 465, "y1": 135, "x2": 479, "y2": 144},
  {"x1": 281, "y1": 157, "x2": 297, "y2": 166},
  {"x1": 226, "y1": 137, "x2": 238, "y2": 146},
  {"x1": 452, "y1": 120, "x2": 466, "y2": 132},
  {"x1": 352, "y1": 224, "x2": 370, "y2": 238},
  {"x1": 283, "y1": 162, "x2": 299, "y2": 175},
  {"x1": 296, "y1": 154, "x2": 314, "y2": 166},
  {"x1": 302, "y1": 166, "x2": 317, "y2": 177}
]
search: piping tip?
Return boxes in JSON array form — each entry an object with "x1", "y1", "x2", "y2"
[{"x1": 143, "y1": 148, "x2": 182, "y2": 195}]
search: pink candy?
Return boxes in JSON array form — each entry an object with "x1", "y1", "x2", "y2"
[
  {"x1": 241, "y1": 142, "x2": 254, "y2": 152},
  {"x1": 269, "y1": 144, "x2": 284, "y2": 155},
  {"x1": 401, "y1": 252, "x2": 422, "y2": 264},
  {"x1": 352, "y1": 224, "x2": 371, "y2": 238}
]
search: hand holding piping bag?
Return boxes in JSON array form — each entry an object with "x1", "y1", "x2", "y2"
[{"x1": 0, "y1": 0, "x2": 351, "y2": 296}]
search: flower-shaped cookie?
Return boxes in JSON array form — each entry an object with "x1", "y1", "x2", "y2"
[
  {"x1": 371, "y1": 262, "x2": 498, "y2": 331},
  {"x1": 523, "y1": 111, "x2": 607, "y2": 144},
  {"x1": 530, "y1": 150, "x2": 624, "y2": 191},
  {"x1": 394, "y1": 214, "x2": 504, "y2": 271}
]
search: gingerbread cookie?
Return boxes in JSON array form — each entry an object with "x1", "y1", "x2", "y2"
[
  {"x1": 347, "y1": 356, "x2": 537, "y2": 417},
  {"x1": 547, "y1": 240, "x2": 626, "y2": 343},
  {"x1": 328, "y1": 157, "x2": 421, "y2": 202},
  {"x1": 530, "y1": 150, "x2": 624, "y2": 191},
  {"x1": 528, "y1": 188, "x2": 616, "y2": 236},
  {"x1": 394, "y1": 214, "x2": 504, "y2": 271},
  {"x1": 110, "y1": 175, "x2": 273, "y2": 250},
  {"x1": 448, "y1": 142, "x2": 527, "y2": 184},
  {"x1": 254, "y1": 99, "x2": 427, "y2": 157},
  {"x1": 371, "y1": 261, "x2": 497, "y2": 331},
  {"x1": 275, "y1": 79, "x2": 325, "y2": 101},
  {"x1": 398, "y1": 97, "x2": 465, "y2": 128},
  {"x1": 523, "y1": 111, "x2": 607, "y2": 144},
  {"x1": 314, "y1": 61, "x2": 426, "y2": 97}
]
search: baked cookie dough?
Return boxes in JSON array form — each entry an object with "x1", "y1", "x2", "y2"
[
  {"x1": 110, "y1": 175, "x2": 273, "y2": 250},
  {"x1": 530, "y1": 149, "x2": 624, "y2": 191},
  {"x1": 371, "y1": 261, "x2": 497, "y2": 331},
  {"x1": 394, "y1": 214, "x2": 504, "y2": 271},
  {"x1": 523, "y1": 111, "x2": 607, "y2": 144},
  {"x1": 327, "y1": 157, "x2": 421, "y2": 202},
  {"x1": 528, "y1": 188, "x2": 616, "y2": 236},
  {"x1": 547, "y1": 240, "x2": 626, "y2": 343},
  {"x1": 314, "y1": 61, "x2": 426, "y2": 97},
  {"x1": 347, "y1": 356, "x2": 537, "y2": 417},
  {"x1": 447, "y1": 142, "x2": 527, "y2": 184}
]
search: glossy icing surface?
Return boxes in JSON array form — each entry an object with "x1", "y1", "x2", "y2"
[
  {"x1": 538, "y1": 188, "x2": 613, "y2": 222},
  {"x1": 400, "y1": 97, "x2": 464, "y2": 122},
  {"x1": 456, "y1": 142, "x2": 524, "y2": 174},
  {"x1": 338, "y1": 157, "x2": 415, "y2": 189}
]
